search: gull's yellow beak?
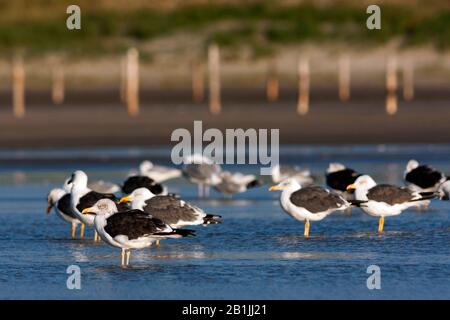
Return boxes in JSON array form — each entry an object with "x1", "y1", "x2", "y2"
[
  {"x1": 269, "y1": 185, "x2": 281, "y2": 191},
  {"x1": 119, "y1": 196, "x2": 132, "y2": 204},
  {"x1": 82, "y1": 207, "x2": 94, "y2": 214},
  {"x1": 346, "y1": 184, "x2": 356, "y2": 191}
]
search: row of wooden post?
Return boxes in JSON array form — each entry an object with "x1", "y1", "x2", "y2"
[{"x1": 9, "y1": 46, "x2": 415, "y2": 118}]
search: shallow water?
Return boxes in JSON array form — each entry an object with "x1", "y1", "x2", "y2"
[{"x1": 0, "y1": 144, "x2": 450, "y2": 299}]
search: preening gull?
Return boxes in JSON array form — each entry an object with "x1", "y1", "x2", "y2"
[
  {"x1": 68, "y1": 170, "x2": 128, "y2": 241},
  {"x1": 47, "y1": 188, "x2": 83, "y2": 238},
  {"x1": 347, "y1": 175, "x2": 437, "y2": 233},
  {"x1": 82, "y1": 199, "x2": 195, "y2": 267},
  {"x1": 404, "y1": 160, "x2": 446, "y2": 192},
  {"x1": 269, "y1": 178, "x2": 351, "y2": 237},
  {"x1": 213, "y1": 171, "x2": 263, "y2": 196},
  {"x1": 120, "y1": 188, "x2": 222, "y2": 228},
  {"x1": 122, "y1": 175, "x2": 167, "y2": 196},
  {"x1": 271, "y1": 164, "x2": 313, "y2": 186},
  {"x1": 139, "y1": 160, "x2": 182, "y2": 183},
  {"x1": 182, "y1": 154, "x2": 222, "y2": 197}
]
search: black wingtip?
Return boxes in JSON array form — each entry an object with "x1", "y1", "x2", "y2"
[
  {"x1": 203, "y1": 214, "x2": 222, "y2": 224},
  {"x1": 246, "y1": 179, "x2": 264, "y2": 189},
  {"x1": 173, "y1": 228, "x2": 196, "y2": 237},
  {"x1": 349, "y1": 200, "x2": 367, "y2": 207},
  {"x1": 418, "y1": 192, "x2": 438, "y2": 201}
]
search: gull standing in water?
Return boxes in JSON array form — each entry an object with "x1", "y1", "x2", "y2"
[
  {"x1": 182, "y1": 154, "x2": 222, "y2": 197},
  {"x1": 68, "y1": 170, "x2": 127, "y2": 241},
  {"x1": 269, "y1": 178, "x2": 351, "y2": 237},
  {"x1": 82, "y1": 199, "x2": 195, "y2": 267},
  {"x1": 120, "y1": 188, "x2": 222, "y2": 229},
  {"x1": 404, "y1": 160, "x2": 446, "y2": 192},
  {"x1": 347, "y1": 175, "x2": 437, "y2": 233},
  {"x1": 47, "y1": 188, "x2": 83, "y2": 238}
]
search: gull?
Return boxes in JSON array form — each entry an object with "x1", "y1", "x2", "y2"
[
  {"x1": 271, "y1": 164, "x2": 313, "y2": 186},
  {"x1": 120, "y1": 188, "x2": 222, "y2": 228},
  {"x1": 121, "y1": 175, "x2": 167, "y2": 196},
  {"x1": 182, "y1": 154, "x2": 222, "y2": 197},
  {"x1": 269, "y1": 178, "x2": 351, "y2": 237},
  {"x1": 82, "y1": 199, "x2": 195, "y2": 267},
  {"x1": 404, "y1": 159, "x2": 446, "y2": 192},
  {"x1": 213, "y1": 171, "x2": 263, "y2": 197},
  {"x1": 347, "y1": 175, "x2": 437, "y2": 233},
  {"x1": 139, "y1": 160, "x2": 182, "y2": 183},
  {"x1": 68, "y1": 170, "x2": 127, "y2": 241},
  {"x1": 47, "y1": 188, "x2": 83, "y2": 238}
]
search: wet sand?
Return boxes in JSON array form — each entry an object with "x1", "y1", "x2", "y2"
[{"x1": 0, "y1": 87, "x2": 449, "y2": 148}]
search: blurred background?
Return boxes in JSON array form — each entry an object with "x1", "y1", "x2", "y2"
[{"x1": 0, "y1": 0, "x2": 449, "y2": 148}]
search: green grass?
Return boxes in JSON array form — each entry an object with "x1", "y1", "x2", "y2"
[{"x1": 0, "y1": 2, "x2": 448, "y2": 57}]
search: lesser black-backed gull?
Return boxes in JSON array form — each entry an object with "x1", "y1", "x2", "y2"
[
  {"x1": 68, "y1": 170, "x2": 128, "y2": 241},
  {"x1": 404, "y1": 160, "x2": 446, "y2": 192},
  {"x1": 326, "y1": 163, "x2": 362, "y2": 194},
  {"x1": 120, "y1": 188, "x2": 222, "y2": 228},
  {"x1": 347, "y1": 175, "x2": 437, "y2": 233},
  {"x1": 47, "y1": 188, "x2": 83, "y2": 238},
  {"x1": 139, "y1": 160, "x2": 182, "y2": 183},
  {"x1": 82, "y1": 199, "x2": 195, "y2": 267},
  {"x1": 269, "y1": 178, "x2": 351, "y2": 237},
  {"x1": 122, "y1": 175, "x2": 167, "y2": 195}
]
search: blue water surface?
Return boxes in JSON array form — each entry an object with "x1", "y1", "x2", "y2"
[{"x1": 0, "y1": 144, "x2": 449, "y2": 299}]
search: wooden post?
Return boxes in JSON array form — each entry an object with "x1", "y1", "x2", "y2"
[
  {"x1": 51, "y1": 63, "x2": 64, "y2": 105},
  {"x1": 208, "y1": 43, "x2": 221, "y2": 114},
  {"x1": 297, "y1": 57, "x2": 309, "y2": 115},
  {"x1": 191, "y1": 61, "x2": 204, "y2": 103},
  {"x1": 386, "y1": 56, "x2": 398, "y2": 115},
  {"x1": 402, "y1": 61, "x2": 414, "y2": 101},
  {"x1": 126, "y1": 48, "x2": 139, "y2": 116},
  {"x1": 338, "y1": 55, "x2": 350, "y2": 102},
  {"x1": 12, "y1": 56, "x2": 25, "y2": 118},
  {"x1": 120, "y1": 55, "x2": 127, "y2": 103},
  {"x1": 266, "y1": 58, "x2": 279, "y2": 102}
]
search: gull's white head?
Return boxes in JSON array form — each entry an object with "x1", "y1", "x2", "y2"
[
  {"x1": 119, "y1": 187, "x2": 155, "y2": 208},
  {"x1": 346, "y1": 175, "x2": 377, "y2": 200},
  {"x1": 327, "y1": 163, "x2": 346, "y2": 173},
  {"x1": 269, "y1": 178, "x2": 302, "y2": 192},
  {"x1": 406, "y1": 159, "x2": 419, "y2": 173},
  {"x1": 82, "y1": 199, "x2": 118, "y2": 216},
  {"x1": 140, "y1": 160, "x2": 154, "y2": 173}
]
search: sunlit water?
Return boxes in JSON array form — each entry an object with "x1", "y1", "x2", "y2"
[{"x1": 0, "y1": 144, "x2": 450, "y2": 299}]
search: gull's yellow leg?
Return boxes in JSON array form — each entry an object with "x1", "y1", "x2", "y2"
[
  {"x1": 94, "y1": 230, "x2": 98, "y2": 242},
  {"x1": 121, "y1": 249, "x2": 125, "y2": 267},
  {"x1": 155, "y1": 240, "x2": 160, "y2": 246},
  {"x1": 71, "y1": 223, "x2": 76, "y2": 239},
  {"x1": 347, "y1": 207, "x2": 351, "y2": 215},
  {"x1": 378, "y1": 216, "x2": 384, "y2": 234},
  {"x1": 126, "y1": 250, "x2": 131, "y2": 266},
  {"x1": 304, "y1": 220, "x2": 310, "y2": 238},
  {"x1": 79, "y1": 223, "x2": 85, "y2": 239}
]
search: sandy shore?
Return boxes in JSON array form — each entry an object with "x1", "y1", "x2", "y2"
[{"x1": 0, "y1": 87, "x2": 449, "y2": 149}]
